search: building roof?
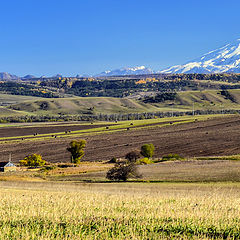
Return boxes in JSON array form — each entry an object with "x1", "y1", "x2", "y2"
[{"x1": 0, "y1": 162, "x2": 16, "y2": 167}]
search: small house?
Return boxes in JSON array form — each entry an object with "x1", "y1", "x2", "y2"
[{"x1": 0, "y1": 162, "x2": 17, "y2": 172}]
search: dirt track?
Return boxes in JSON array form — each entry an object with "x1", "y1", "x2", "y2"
[{"x1": 1, "y1": 115, "x2": 240, "y2": 163}]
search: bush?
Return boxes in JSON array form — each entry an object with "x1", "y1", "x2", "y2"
[
  {"x1": 125, "y1": 151, "x2": 141, "y2": 163},
  {"x1": 108, "y1": 157, "x2": 117, "y2": 163},
  {"x1": 136, "y1": 158, "x2": 153, "y2": 165},
  {"x1": 43, "y1": 166, "x2": 56, "y2": 170},
  {"x1": 41, "y1": 165, "x2": 56, "y2": 172},
  {"x1": 162, "y1": 154, "x2": 184, "y2": 161},
  {"x1": 106, "y1": 162, "x2": 141, "y2": 181},
  {"x1": 141, "y1": 144, "x2": 155, "y2": 158},
  {"x1": 57, "y1": 163, "x2": 76, "y2": 168},
  {"x1": 19, "y1": 154, "x2": 46, "y2": 167}
]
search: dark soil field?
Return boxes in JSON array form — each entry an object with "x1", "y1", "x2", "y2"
[
  {"x1": 0, "y1": 123, "x2": 109, "y2": 138},
  {"x1": 0, "y1": 115, "x2": 240, "y2": 163}
]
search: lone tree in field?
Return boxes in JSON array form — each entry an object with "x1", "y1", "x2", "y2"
[
  {"x1": 19, "y1": 154, "x2": 46, "y2": 167},
  {"x1": 141, "y1": 143, "x2": 155, "y2": 158},
  {"x1": 106, "y1": 162, "x2": 141, "y2": 181},
  {"x1": 67, "y1": 139, "x2": 86, "y2": 164},
  {"x1": 125, "y1": 150, "x2": 141, "y2": 163}
]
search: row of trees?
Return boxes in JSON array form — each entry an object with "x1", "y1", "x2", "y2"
[
  {"x1": 19, "y1": 140, "x2": 155, "y2": 182},
  {"x1": 0, "y1": 82, "x2": 59, "y2": 98},
  {"x1": 40, "y1": 73, "x2": 240, "y2": 98},
  {"x1": 1, "y1": 108, "x2": 238, "y2": 123},
  {"x1": 2, "y1": 73, "x2": 240, "y2": 99},
  {"x1": 20, "y1": 139, "x2": 87, "y2": 167},
  {"x1": 43, "y1": 79, "x2": 202, "y2": 97},
  {"x1": 220, "y1": 90, "x2": 237, "y2": 103}
]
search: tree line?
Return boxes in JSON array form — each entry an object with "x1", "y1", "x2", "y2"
[
  {"x1": 20, "y1": 139, "x2": 155, "y2": 182},
  {"x1": 0, "y1": 82, "x2": 60, "y2": 98},
  {"x1": 1, "y1": 109, "x2": 239, "y2": 123}
]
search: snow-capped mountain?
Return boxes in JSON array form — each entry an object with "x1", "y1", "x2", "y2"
[
  {"x1": 96, "y1": 66, "x2": 154, "y2": 76},
  {"x1": 0, "y1": 72, "x2": 20, "y2": 80},
  {"x1": 160, "y1": 39, "x2": 240, "y2": 74}
]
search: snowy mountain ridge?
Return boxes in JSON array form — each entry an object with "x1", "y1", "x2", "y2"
[
  {"x1": 160, "y1": 39, "x2": 240, "y2": 74},
  {"x1": 96, "y1": 66, "x2": 154, "y2": 76}
]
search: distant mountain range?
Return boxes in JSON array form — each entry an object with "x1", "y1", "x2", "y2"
[
  {"x1": 0, "y1": 72, "x2": 20, "y2": 81},
  {"x1": 95, "y1": 66, "x2": 154, "y2": 76},
  {"x1": 160, "y1": 39, "x2": 240, "y2": 74},
  {"x1": 0, "y1": 73, "x2": 37, "y2": 81},
  {"x1": 2, "y1": 39, "x2": 240, "y2": 78},
  {"x1": 22, "y1": 75, "x2": 37, "y2": 80},
  {"x1": 0, "y1": 67, "x2": 154, "y2": 80},
  {"x1": 0, "y1": 73, "x2": 54, "y2": 81}
]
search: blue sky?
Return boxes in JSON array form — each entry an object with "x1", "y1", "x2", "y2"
[{"x1": 1, "y1": 0, "x2": 240, "y2": 76}]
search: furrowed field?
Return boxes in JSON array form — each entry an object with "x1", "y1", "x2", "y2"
[{"x1": 0, "y1": 182, "x2": 240, "y2": 239}]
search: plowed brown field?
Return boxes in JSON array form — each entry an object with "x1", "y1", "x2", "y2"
[{"x1": 0, "y1": 115, "x2": 240, "y2": 163}]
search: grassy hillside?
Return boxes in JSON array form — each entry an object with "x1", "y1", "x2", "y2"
[
  {"x1": 0, "y1": 93, "x2": 42, "y2": 105},
  {"x1": 2, "y1": 89, "x2": 240, "y2": 116},
  {"x1": 8, "y1": 97, "x2": 165, "y2": 115},
  {"x1": 0, "y1": 106, "x2": 30, "y2": 117},
  {"x1": 0, "y1": 94, "x2": 42, "y2": 117},
  {"x1": 149, "y1": 89, "x2": 240, "y2": 111}
]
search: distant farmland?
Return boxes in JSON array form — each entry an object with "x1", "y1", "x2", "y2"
[{"x1": 0, "y1": 114, "x2": 239, "y2": 163}]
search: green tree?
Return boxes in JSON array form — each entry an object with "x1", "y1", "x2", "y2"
[
  {"x1": 141, "y1": 143, "x2": 155, "y2": 158},
  {"x1": 67, "y1": 139, "x2": 86, "y2": 164},
  {"x1": 19, "y1": 154, "x2": 46, "y2": 167}
]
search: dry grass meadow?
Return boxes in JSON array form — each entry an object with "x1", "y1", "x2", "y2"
[{"x1": 0, "y1": 181, "x2": 240, "y2": 239}]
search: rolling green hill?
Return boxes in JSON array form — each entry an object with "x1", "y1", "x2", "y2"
[
  {"x1": 0, "y1": 107, "x2": 30, "y2": 117},
  {"x1": 1, "y1": 89, "x2": 240, "y2": 117},
  {"x1": 160, "y1": 89, "x2": 240, "y2": 111},
  {"x1": 8, "y1": 97, "x2": 162, "y2": 115},
  {"x1": 0, "y1": 93, "x2": 42, "y2": 105}
]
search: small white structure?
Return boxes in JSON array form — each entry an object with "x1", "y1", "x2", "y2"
[{"x1": 0, "y1": 154, "x2": 17, "y2": 172}]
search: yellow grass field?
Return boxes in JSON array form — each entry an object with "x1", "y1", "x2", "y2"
[{"x1": 0, "y1": 181, "x2": 240, "y2": 239}]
